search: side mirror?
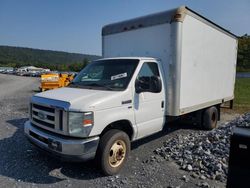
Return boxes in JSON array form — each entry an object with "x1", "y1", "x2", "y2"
[
  {"x1": 150, "y1": 76, "x2": 162, "y2": 93},
  {"x1": 135, "y1": 76, "x2": 162, "y2": 93},
  {"x1": 135, "y1": 76, "x2": 150, "y2": 93}
]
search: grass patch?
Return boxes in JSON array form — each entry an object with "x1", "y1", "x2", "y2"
[
  {"x1": 236, "y1": 67, "x2": 250, "y2": 72},
  {"x1": 233, "y1": 78, "x2": 250, "y2": 113}
]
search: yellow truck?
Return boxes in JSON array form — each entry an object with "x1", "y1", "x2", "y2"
[{"x1": 40, "y1": 73, "x2": 74, "y2": 92}]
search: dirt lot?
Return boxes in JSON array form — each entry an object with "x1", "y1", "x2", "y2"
[{"x1": 0, "y1": 74, "x2": 240, "y2": 188}]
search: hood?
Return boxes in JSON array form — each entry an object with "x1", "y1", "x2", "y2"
[{"x1": 32, "y1": 87, "x2": 131, "y2": 111}]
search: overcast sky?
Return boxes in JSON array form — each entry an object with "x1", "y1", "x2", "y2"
[{"x1": 0, "y1": 0, "x2": 249, "y2": 55}]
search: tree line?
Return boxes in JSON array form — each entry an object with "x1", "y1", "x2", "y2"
[
  {"x1": 0, "y1": 46, "x2": 100, "y2": 72},
  {"x1": 237, "y1": 34, "x2": 250, "y2": 72}
]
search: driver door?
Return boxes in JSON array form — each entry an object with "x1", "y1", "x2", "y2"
[{"x1": 134, "y1": 62, "x2": 165, "y2": 139}]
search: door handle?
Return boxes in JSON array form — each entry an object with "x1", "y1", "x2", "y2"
[
  {"x1": 161, "y1": 101, "x2": 164, "y2": 108},
  {"x1": 122, "y1": 100, "x2": 132, "y2": 105}
]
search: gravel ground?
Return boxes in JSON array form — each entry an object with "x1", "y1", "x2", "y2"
[
  {"x1": 153, "y1": 113, "x2": 250, "y2": 185},
  {"x1": 0, "y1": 74, "x2": 241, "y2": 188}
]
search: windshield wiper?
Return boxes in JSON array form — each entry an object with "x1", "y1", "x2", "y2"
[
  {"x1": 67, "y1": 82, "x2": 80, "y2": 88},
  {"x1": 84, "y1": 83, "x2": 114, "y2": 90}
]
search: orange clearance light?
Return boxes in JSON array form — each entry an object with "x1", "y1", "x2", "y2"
[
  {"x1": 174, "y1": 13, "x2": 182, "y2": 19},
  {"x1": 83, "y1": 119, "x2": 92, "y2": 126}
]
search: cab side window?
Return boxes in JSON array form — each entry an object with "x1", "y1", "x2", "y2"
[
  {"x1": 137, "y1": 62, "x2": 160, "y2": 78},
  {"x1": 136, "y1": 62, "x2": 161, "y2": 93}
]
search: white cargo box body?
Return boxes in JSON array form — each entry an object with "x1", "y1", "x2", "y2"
[{"x1": 102, "y1": 6, "x2": 238, "y2": 116}]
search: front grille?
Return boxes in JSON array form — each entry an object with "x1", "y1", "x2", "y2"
[
  {"x1": 31, "y1": 103, "x2": 67, "y2": 134},
  {"x1": 33, "y1": 111, "x2": 55, "y2": 121},
  {"x1": 29, "y1": 130, "x2": 49, "y2": 144},
  {"x1": 33, "y1": 103, "x2": 55, "y2": 113},
  {"x1": 33, "y1": 117, "x2": 55, "y2": 129}
]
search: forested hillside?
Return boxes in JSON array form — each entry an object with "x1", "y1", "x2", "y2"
[
  {"x1": 0, "y1": 46, "x2": 100, "y2": 71},
  {"x1": 0, "y1": 34, "x2": 249, "y2": 72}
]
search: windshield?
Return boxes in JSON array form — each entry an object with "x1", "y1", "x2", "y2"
[{"x1": 70, "y1": 59, "x2": 139, "y2": 91}]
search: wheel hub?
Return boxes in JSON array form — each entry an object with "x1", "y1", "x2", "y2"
[{"x1": 109, "y1": 140, "x2": 126, "y2": 168}]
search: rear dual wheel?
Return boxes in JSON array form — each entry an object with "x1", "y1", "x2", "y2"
[
  {"x1": 97, "y1": 129, "x2": 130, "y2": 175},
  {"x1": 202, "y1": 106, "x2": 218, "y2": 130}
]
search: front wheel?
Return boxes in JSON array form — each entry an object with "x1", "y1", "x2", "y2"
[{"x1": 96, "y1": 129, "x2": 130, "y2": 175}]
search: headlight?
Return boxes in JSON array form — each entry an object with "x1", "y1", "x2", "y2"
[{"x1": 68, "y1": 111, "x2": 94, "y2": 137}]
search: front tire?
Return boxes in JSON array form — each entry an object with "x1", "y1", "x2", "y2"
[{"x1": 97, "y1": 129, "x2": 130, "y2": 175}]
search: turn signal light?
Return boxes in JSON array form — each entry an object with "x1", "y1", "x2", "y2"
[{"x1": 83, "y1": 119, "x2": 93, "y2": 126}]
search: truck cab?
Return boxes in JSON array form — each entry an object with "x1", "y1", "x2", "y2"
[{"x1": 25, "y1": 57, "x2": 165, "y2": 175}]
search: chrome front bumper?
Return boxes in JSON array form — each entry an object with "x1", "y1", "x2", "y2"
[{"x1": 24, "y1": 121, "x2": 99, "y2": 161}]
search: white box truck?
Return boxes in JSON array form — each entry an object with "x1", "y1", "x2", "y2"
[{"x1": 24, "y1": 6, "x2": 238, "y2": 175}]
